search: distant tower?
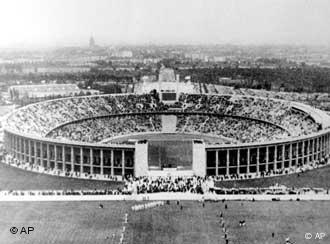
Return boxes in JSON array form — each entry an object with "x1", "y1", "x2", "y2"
[{"x1": 89, "y1": 36, "x2": 95, "y2": 48}]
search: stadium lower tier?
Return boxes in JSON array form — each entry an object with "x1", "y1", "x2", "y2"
[
  {"x1": 3, "y1": 130, "x2": 330, "y2": 179},
  {"x1": 45, "y1": 113, "x2": 289, "y2": 144}
]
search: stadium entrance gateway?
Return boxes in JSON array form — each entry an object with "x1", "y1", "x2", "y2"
[
  {"x1": 148, "y1": 140, "x2": 193, "y2": 169},
  {"x1": 135, "y1": 139, "x2": 206, "y2": 177}
]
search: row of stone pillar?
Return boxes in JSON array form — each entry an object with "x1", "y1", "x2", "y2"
[
  {"x1": 210, "y1": 133, "x2": 330, "y2": 176},
  {"x1": 4, "y1": 131, "x2": 330, "y2": 177},
  {"x1": 5, "y1": 133, "x2": 134, "y2": 177}
]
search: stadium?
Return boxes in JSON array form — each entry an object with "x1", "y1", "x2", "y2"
[
  {"x1": 1, "y1": 68, "x2": 330, "y2": 244},
  {"x1": 3, "y1": 68, "x2": 330, "y2": 182},
  {"x1": 2, "y1": 1, "x2": 330, "y2": 242}
]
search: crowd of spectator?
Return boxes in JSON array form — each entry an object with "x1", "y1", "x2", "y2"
[
  {"x1": 1, "y1": 171, "x2": 329, "y2": 197},
  {"x1": 178, "y1": 94, "x2": 320, "y2": 136},
  {"x1": 48, "y1": 115, "x2": 162, "y2": 143},
  {"x1": 123, "y1": 175, "x2": 215, "y2": 194},
  {"x1": 5, "y1": 93, "x2": 321, "y2": 144},
  {"x1": 122, "y1": 155, "x2": 330, "y2": 194},
  {"x1": 6, "y1": 94, "x2": 162, "y2": 136},
  {"x1": 203, "y1": 84, "x2": 330, "y2": 113},
  {"x1": 176, "y1": 114, "x2": 289, "y2": 143},
  {"x1": 48, "y1": 114, "x2": 288, "y2": 144}
]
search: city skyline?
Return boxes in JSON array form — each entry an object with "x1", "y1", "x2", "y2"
[{"x1": 0, "y1": 0, "x2": 330, "y2": 48}]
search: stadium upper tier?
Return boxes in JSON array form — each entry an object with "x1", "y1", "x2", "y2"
[{"x1": 5, "y1": 93, "x2": 328, "y2": 145}]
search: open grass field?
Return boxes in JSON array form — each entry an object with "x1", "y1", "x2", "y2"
[
  {"x1": 0, "y1": 200, "x2": 328, "y2": 244},
  {"x1": 215, "y1": 164, "x2": 330, "y2": 189},
  {"x1": 0, "y1": 163, "x2": 123, "y2": 191},
  {"x1": 1, "y1": 162, "x2": 330, "y2": 190}
]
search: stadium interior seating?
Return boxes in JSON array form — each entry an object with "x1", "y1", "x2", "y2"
[{"x1": 6, "y1": 93, "x2": 320, "y2": 144}]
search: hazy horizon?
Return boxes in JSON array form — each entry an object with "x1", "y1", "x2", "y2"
[{"x1": 0, "y1": 0, "x2": 330, "y2": 48}]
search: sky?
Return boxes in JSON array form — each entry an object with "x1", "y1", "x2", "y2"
[{"x1": 0, "y1": 0, "x2": 330, "y2": 48}]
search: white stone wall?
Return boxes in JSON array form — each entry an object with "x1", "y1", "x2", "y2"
[
  {"x1": 192, "y1": 141, "x2": 206, "y2": 176},
  {"x1": 134, "y1": 142, "x2": 149, "y2": 177}
]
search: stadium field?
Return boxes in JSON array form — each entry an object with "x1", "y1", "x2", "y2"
[
  {"x1": 1, "y1": 162, "x2": 330, "y2": 190},
  {"x1": 107, "y1": 133, "x2": 232, "y2": 144},
  {"x1": 0, "y1": 201, "x2": 328, "y2": 244}
]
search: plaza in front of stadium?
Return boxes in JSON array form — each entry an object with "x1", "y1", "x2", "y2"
[
  {"x1": 1, "y1": 66, "x2": 330, "y2": 244},
  {"x1": 0, "y1": 200, "x2": 329, "y2": 244}
]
